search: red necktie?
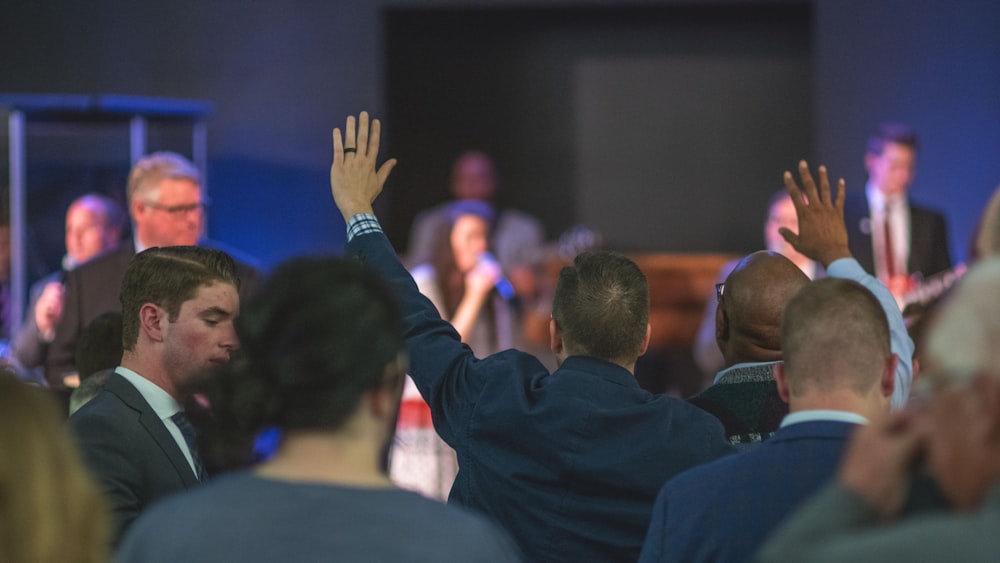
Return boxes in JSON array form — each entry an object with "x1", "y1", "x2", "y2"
[{"x1": 884, "y1": 214, "x2": 896, "y2": 279}]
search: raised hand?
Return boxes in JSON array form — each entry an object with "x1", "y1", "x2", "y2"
[
  {"x1": 779, "y1": 160, "x2": 852, "y2": 267},
  {"x1": 330, "y1": 111, "x2": 398, "y2": 221}
]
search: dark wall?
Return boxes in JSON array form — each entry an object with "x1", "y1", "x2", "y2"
[
  {"x1": 385, "y1": 5, "x2": 812, "y2": 254},
  {"x1": 2, "y1": 0, "x2": 999, "y2": 275}
]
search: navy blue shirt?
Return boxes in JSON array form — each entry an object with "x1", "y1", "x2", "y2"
[
  {"x1": 349, "y1": 225, "x2": 734, "y2": 562},
  {"x1": 639, "y1": 420, "x2": 855, "y2": 563}
]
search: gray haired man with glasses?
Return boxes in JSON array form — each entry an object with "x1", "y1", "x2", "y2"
[{"x1": 45, "y1": 152, "x2": 258, "y2": 387}]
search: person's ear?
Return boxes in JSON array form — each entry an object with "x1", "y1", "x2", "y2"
[
  {"x1": 637, "y1": 323, "x2": 652, "y2": 357},
  {"x1": 131, "y1": 199, "x2": 146, "y2": 221},
  {"x1": 138, "y1": 303, "x2": 166, "y2": 343},
  {"x1": 549, "y1": 319, "x2": 563, "y2": 355},
  {"x1": 715, "y1": 305, "x2": 729, "y2": 347},
  {"x1": 774, "y1": 362, "x2": 791, "y2": 404},
  {"x1": 880, "y1": 354, "x2": 899, "y2": 399},
  {"x1": 371, "y1": 365, "x2": 406, "y2": 420},
  {"x1": 864, "y1": 152, "x2": 876, "y2": 174}
]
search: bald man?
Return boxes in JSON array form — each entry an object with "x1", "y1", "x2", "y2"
[
  {"x1": 11, "y1": 194, "x2": 124, "y2": 382},
  {"x1": 694, "y1": 191, "x2": 821, "y2": 379},
  {"x1": 688, "y1": 162, "x2": 913, "y2": 447}
]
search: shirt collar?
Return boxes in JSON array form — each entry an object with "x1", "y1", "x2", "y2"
[
  {"x1": 866, "y1": 181, "x2": 906, "y2": 212},
  {"x1": 713, "y1": 361, "x2": 779, "y2": 385},
  {"x1": 781, "y1": 409, "x2": 868, "y2": 427},
  {"x1": 115, "y1": 366, "x2": 182, "y2": 420}
]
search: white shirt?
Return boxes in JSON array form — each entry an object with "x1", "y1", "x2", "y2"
[
  {"x1": 781, "y1": 409, "x2": 869, "y2": 428},
  {"x1": 866, "y1": 182, "x2": 911, "y2": 282},
  {"x1": 115, "y1": 366, "x2": 200, "y2": 477}
]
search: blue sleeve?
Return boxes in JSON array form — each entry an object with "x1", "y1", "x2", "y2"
[
  {"x1": 825, "y1": 258, "x2": 914, "y2": 408},
  {"x1": 346, "y1": 229, "x2": 485, "y2": 447}
]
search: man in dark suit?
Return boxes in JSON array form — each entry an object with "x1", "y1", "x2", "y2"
[
  {"x1": 640, "y1": 162, "x2": 903, "y2": 563},
  {"x1": 46, "y1": 152, "x2": 258, "y2": 387},
  {"x1": 844, "y1": 123, "x2": 951, "y2": 297},
  {"x1": 69, "y1": 246, "x2": 240, "y2": 542},
  {"x1": 331, "y1": 112, "x2": 734, "y2": 562}
]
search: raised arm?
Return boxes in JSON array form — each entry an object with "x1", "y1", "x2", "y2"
[
  {"x1": 330, "y1": 112, "x2": 501, "y2": 445},
  {"x1": 780, "y1": 161, "x2": 914, "y2": 408}
]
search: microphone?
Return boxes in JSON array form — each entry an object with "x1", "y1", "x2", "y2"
[{"x1": 478, "y1": 252, "x2": 515, "y2": 300}]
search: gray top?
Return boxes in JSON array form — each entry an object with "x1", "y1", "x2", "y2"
[
  {"x1": 118, "y1": 471, "x2": 523, "y2": 563},
  {"x1": 757, "y1": 482, "x2": 1000, "y2": 563}
]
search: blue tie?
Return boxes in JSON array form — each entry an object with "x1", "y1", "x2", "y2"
[{"x1": 170, "y1": 412, "x2": 207, "y2": 481}]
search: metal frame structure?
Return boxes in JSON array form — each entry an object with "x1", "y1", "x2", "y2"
[{"x1": 1, "y1": 94, "x2": 211, "y2": 332}]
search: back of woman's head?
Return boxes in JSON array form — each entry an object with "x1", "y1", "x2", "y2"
[
  {"x1": 207, "y1": 258, "x2": 404, "y2": 450},
  {"x1": 0, "y1": 373, "x2": 109, "y2": 563}
]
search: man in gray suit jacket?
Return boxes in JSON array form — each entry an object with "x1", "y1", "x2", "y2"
[
  {"x1": 69, "y1": 246, "x2": 240, "y2": 543},
  {"x1": 758, "y1": 255, "x2": 1000, "y2": 562}
]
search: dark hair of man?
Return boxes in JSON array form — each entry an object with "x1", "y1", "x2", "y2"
[
  {"x1": 867, "y1": 122, "x2": 919, "y2": 156},
  {"x1": 781, "y1": 278, "x2": 890, "y2": 397},
  {"x1": 208, "y1": 257, "x2": 404, "y2": 440},
  {"x1": 551, "y1": 250, "x2": 649, "y2": 364},
  {"x1": 119, "y1": 246, "x2": 239, "y2": 351},
  {"x1": 75, "y1": 311, "x2": 124, "y2": 381}
]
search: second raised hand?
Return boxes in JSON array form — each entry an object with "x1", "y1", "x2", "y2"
[{"x1": 779, "y1": 160, "x2": 851, "y2": 267}]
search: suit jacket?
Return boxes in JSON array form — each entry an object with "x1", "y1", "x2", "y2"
[
  {"x1": 843, "y1": 191, "x2": 952, "y2": 279},
  {"x1": 46, "y1": 240, "x2": 259, "y2": 386},
  {"x1": 349, "y1": 230, "x2": 734, "y2": 563},
  {"x1": 639, "y1": 420, "x2": 855, "y2": 563},
  {"x1": 758, "y1": 480, "x2": 1000, "y2": 562},
  {"x1": 68, "y1": 372, "x2": 199, "y2": 542}
]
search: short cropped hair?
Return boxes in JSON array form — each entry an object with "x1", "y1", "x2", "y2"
[
  {"x1": 126, "y1": 152, "x2": 201, "y2": 206},
  {"x1": 552, "y1": 251, "x2": 649, "y2": 364},
  {"x1": 866, "y1": 122, "x2": 919, "y2": 156},
  {"x1": 781, "y1": 278, "x2": 890, "y2": 396},
  {"x1": 120, "y1": 246, "x2": 239, "y2": 351}
]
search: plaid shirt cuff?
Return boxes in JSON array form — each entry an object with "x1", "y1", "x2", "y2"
[{"x1": 347, "y1": 213, "x2": 382, "y2": 241}]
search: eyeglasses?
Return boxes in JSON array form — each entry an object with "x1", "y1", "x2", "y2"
[
  {"x1": 715, "y1": 282, "x2": 725, "y2": 303},
  {"x1": 143, "y1": 200, "x2": 209, "y2": 216}
]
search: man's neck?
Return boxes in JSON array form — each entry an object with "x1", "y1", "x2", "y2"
[
  {"x1": 120, "y1": 351, "x2": 178, "y2": 401},
  {"x1": 789, "y1": 388, "x2": 881, "y2": 420},
  {"x1": 256, "y1": 430, "x2": 394, "y2": 488},
  {"x1": 723, "y1": 341, "x2": 783, "y2": 368}
]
